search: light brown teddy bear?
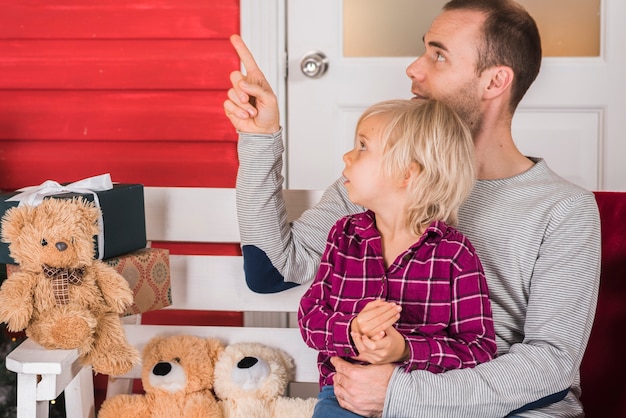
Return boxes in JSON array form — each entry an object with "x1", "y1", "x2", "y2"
[
  {"x1": 0, "y1": 197, "x2": 139, "y2": 376},
  {"x1": 98, "y1": 334, "x2": 224, "y2": 418},
  {"x1": 214, "y1": 342, "x2": 317, "y2": 418}
]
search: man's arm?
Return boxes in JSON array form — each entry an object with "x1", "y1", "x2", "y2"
[
  {"x1": 236, "y1": 131, "x2": 362, "y2": 292},
  {"x1": 227, "y1": 34, "x2": 361, "y2": 292}
]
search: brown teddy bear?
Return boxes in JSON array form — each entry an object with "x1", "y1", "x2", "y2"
[
  {"x1": 98, "y1": 334, "x2": 224, "y2": 418},
  {"x1": 213, "y1": 342, "x2": 317, "y2": 418},
  {"x1": 0, "y1": 197, "x2": 139, "y2": 376}
]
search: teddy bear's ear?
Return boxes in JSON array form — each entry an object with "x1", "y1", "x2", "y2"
[
  {"x1": 73, "y1": 198, "x2": 101, "y2": 235},
  {"x1": 142, "y1": 336, "x2": 164, "y2": 358},
  {"x1": 205, "y1": 338, "x2": 225, "y2": 363},
  {"x1": 0, "y1": 205, "x2": 35, "y2": 244}
]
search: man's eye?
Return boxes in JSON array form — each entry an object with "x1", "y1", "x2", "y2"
[
  {"x1": 435, "y1": 52, "x2": 445, "y2": 62},
  {"x1": 359, "y1": 141, "x2": 367, "y2": 151}
]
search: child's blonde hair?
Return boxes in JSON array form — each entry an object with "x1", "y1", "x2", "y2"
[{"x1": 356, "y1": 99, "x2": 475, "y2": 234}]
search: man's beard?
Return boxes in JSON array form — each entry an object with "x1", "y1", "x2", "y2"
[{"x1": 443, "y1": 81, "x2": 483, "y2": 137}]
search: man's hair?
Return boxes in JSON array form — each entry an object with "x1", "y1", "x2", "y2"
[
  {"x1": 356, "y1": 99, "x2": 475, "y2": 233},
  {"x1": 444, "y1": 0, "x2": 542, "y2": 111}
]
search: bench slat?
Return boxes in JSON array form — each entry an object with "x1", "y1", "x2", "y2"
[
  {"x1": 144, "y1": 187, "x2": 324, "y2": 242},
  {"x1": 168, "y1": 254, "x2": 307, "y2": 312}
]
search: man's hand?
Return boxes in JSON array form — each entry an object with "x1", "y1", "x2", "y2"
[
  {"x1": 331, "y1": 357, "x2": 394, "y2": 417},
  {"x1": 223, "y1": 34, "x2": 281, "y2": 134}
]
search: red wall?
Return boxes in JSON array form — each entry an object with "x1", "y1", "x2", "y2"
[{"x1": 0, "y1": 0, "x2": 240, "y2": 191}]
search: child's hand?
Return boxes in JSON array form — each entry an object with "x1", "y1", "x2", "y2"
[
  {"x1": 350, "y1": 326, "x2": 409, "y2": 365},
  {"x1": 351, "y1": 299, "x2": 401, "y2": 340}
]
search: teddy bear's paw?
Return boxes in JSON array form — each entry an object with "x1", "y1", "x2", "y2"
[
  {"x1": 0, "y1": 308, "x2": 30, "y2": 333},
  {"x1": 98, "y1": 394, "x2": 152, "y2": 418},
  {"x1": 88, "y1": 343, "x2": 140, "y2": 376},
  {"x1": 112, "y1": 288, "x2": 134, "y2": 312},
  {"x1": 28, "y1": 312, "x2": 96, "y2": 350},
  {"x1": 0, "y1": 289, "x2": 33, "y2": 331},
  {"x1": 55, "y1": 317, "x2": 96, "y2": 349}
]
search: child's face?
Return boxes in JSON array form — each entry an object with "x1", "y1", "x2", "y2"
[{"x1": 342, "y1": 115, "x2": 396, "y2": 208}]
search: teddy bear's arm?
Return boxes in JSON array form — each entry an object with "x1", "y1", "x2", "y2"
[
  {"x1": 98, "y1": 393, "x2": 152, "y2": 418},
  {"x1": 91, "y1": 262, "x2": 134, "y2": 313},
  {"x1": 273, "y1": 397, "x2": 318, "y2": 418},
  {"x1": 183, "y1": 391, "x2": 222, "y2": 418},
  {"x1": 0, "y1": 271, "x2": 36, "y2": 332}
]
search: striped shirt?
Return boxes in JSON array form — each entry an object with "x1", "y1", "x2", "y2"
[
  {"x1": 298, "y1": 210, "x2": 496, "y2": 387},
  {"x1": 236, "y1": 131, "x2": 601, "y2": 417}
]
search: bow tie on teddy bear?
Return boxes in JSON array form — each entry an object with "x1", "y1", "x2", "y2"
[{"x1": 42, "y1": 264, "x2": 86, "y2": 305}]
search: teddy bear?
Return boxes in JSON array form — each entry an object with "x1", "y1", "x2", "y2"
[
  {"x1": 98, "y1": 334, "x2": 224, "y2": 418},
  {"x1": 0, "y1": 197, "x2": 139, "y2": 376},
  {"x1": 213, "y1": 342, "x2": 317, "y2": 418}
]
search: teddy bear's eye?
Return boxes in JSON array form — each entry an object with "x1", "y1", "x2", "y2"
[
  {"x1": 173, "y1": 357, "x2": 181, "y2": 363},
  {"x1": 41, "y1": 239, "x2": 48, "y2": 247}
]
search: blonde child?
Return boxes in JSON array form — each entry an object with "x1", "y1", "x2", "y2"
[{"x1": 298, "y1": 99, "x2": 496, "y2": 417}]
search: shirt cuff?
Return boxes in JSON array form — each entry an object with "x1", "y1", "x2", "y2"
[{"x1": 238, "y1": 128, "x2": 282, "y2": 140}]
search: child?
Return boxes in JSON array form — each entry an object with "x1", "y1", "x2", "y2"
[{"x1": 298, "y1": 99, "x2": 497, "y2": 417}]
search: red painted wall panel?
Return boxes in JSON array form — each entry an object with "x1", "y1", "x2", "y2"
[
  {"x1": 0, "y1": 140, "x2": 238, "y2": 190},
  {"x1": 0, "y1": 40, "x2": 237, "y2": 90},
  {"x1": 0, "y1": 91, "x2": 234, "y2": 141},
  {"x1": 0, "y1": 1, "x2": 239, "y2": 39},
  {"x1": 0, "y1": 0, "x2": 240, "y2": 191}
]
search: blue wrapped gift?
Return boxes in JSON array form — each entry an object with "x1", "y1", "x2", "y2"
[{"x1": 0, "y1": 174, "x2": 146, "y2": 264}]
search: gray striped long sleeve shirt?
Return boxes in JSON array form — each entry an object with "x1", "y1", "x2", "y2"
[{"x1": 235, "y1": 131, "x2": 601, "y2": 417}]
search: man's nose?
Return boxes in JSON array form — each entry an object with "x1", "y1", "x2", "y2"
[{"x1": 406, "y1": 56, "x2": 423, "y2": 80}]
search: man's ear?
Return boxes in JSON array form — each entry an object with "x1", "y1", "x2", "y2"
[{"x1": 483, "y1": 66, "x2": 514, "y2": 100}]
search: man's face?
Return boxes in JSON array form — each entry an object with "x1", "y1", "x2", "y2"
[{"x1": 406, "y1": 9, "x2": 487, "y2": 133}]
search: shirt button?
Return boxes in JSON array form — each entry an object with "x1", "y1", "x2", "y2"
[{"x1": 344, "y1": 348, "x2": 351, "y2": 355}]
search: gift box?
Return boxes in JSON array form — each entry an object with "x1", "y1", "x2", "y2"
[
  {"x1": 0, "y1": 175, "x2": 147, "y2": 264},
  {"x1": 5, "y1": 247, "x2": 172, "y2": 316},
  {"x1": 103, "y1": 247, "x2": 172, "y2": 316}
]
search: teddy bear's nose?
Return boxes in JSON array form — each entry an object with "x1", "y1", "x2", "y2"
[
  {"x1": 55, "y1": 242, "x2": 68, "y2": 251},
  {"x1": 153, "y1": 362, "x2": 172, "y2": 376},
  {"x1": 237, "y1": 356, "x2": 258, "y2": 369}
]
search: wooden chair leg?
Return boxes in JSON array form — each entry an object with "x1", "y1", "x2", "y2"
[
  {"x1": 6, "y1": 338, "x2": 95, "y2": 418},
  {"x1": 64, "y1": 366, "x2": 95, "y2": 418},
  {"x1": 14, "y1": 373, "x2": 49, "y2": 418},
  {"x1": 105, "y1": 375, "x2": 134, "y2": 400}
]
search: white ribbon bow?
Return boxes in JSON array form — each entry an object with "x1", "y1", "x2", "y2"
[{"x1": 7, "y1": 173, "x2": 114, "y2": 259}]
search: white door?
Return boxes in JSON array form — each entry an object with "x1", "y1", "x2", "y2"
[{"x1": 282, "y1": 0, "x2": 626, "y2": 192}]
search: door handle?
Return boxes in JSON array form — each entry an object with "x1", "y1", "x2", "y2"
[{"x1": 300, "y1": 51, "x2": 329, "y2": 78}]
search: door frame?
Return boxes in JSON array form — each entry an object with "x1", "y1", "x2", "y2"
[{"x1": 240, "y1": 0, "x2": 287, "y2": 131}]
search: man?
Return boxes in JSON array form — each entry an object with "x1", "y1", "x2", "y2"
[{"x1": 223, "y1": 1, "x2": 601, "y2": 416}]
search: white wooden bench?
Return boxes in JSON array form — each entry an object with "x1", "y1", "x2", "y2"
[{"x1": 5, "y1": 187, "x2": 322, "y2": 417}]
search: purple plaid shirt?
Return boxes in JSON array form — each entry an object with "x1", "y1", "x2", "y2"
[{"x1": 298, "y1": 210, "x2": 496, "y2": 387}]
